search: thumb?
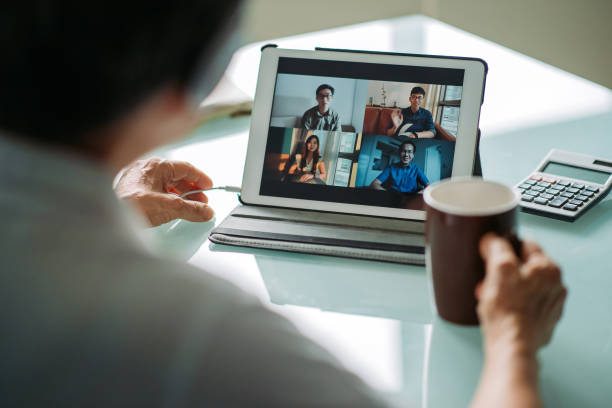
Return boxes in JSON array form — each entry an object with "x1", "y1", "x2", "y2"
[
  {"x1": 170, "y1": 196, "x2": 215, "y2": 222},
  {"x1": 147, "y1": 194, "x2": 214, "y2": 225},
  {"x1": 479, "y1": 232, "x2": 520, "y2": 287}
]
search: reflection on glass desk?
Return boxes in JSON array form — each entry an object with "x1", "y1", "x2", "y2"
[{"x1": 148, "y1": 15, "x2": 612, "y2": 408}]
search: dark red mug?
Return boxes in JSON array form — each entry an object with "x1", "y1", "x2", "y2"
[{"x1": 423, "y1": 178, "x2": 520, "y2": 325}]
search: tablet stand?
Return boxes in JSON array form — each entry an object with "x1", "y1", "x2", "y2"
[
  {"x1": 209, "y1": 136, "x2": 482, "y2": 265},
  {"x1": 209, "y1": 204, "x2": 426, "y2": 265}
]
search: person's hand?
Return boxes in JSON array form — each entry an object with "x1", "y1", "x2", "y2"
[
  {"x1": 391, "y1": 109, "x2": 403, "y2": 128},
  {"x1": 299, "y1": 173, "x2": 314, "y2": 182},
  {"x1": 115, "y1": 158, "x2": 214, "y2": 227},
  {"x1": 477, "y1": 234, "x2": 567, "y2": 355}
]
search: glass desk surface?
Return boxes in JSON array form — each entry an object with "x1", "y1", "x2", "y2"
[{"x1": 148, "y1": 16, "x2": 612, "y2": 408}]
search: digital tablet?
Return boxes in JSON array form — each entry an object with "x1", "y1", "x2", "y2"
[{"x1": 241, "y1": 46, "x2": 487, "y2": 220}]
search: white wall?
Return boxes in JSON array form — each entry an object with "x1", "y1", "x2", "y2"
[
  {"x1": 368, "y1": 81, "x2": 418, "y2": 108},
  {"x1": 351, "y1": 80, "x2": 369, "y2": 133},
  {"x1": 243, "y1": 0, "x2": 612, "y2": 89}
]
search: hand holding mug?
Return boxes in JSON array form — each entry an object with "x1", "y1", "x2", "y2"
[{"x1": 477, "y1": 234, "x2": 566, "y2": 353}]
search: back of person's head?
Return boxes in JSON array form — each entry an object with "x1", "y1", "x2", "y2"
[
  {"x1": 0, "y1": 1, "x2": 242, "y2": 152},
  {"x1": 410, "y1": 86, "x2": 426, "y2": 97}
]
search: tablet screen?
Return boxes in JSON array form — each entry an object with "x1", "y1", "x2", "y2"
[{"x1": 260, "y1": 57, "x2": 465, "y2": 210}]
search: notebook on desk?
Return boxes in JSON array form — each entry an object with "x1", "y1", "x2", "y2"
[{"x1": 209, "y1": 46, "x2": 487, "y2": 264}]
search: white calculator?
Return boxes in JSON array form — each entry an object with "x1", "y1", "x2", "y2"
[{"x1": 515, "y1": 149, "x2": 612, "y2": 221}]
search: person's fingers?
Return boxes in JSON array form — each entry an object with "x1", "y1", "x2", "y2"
[
  {"x1": 479, "y1": 233, "x2": 521, "y2": 286},
  {"x1": 166, "y1": 186, "x2": 181, "y2": 196},
  {"x1": 521, "y1": 252, "x2": 561, "y2": 285},
  {"x1": 550, "y1": 286, "x2": 567, "y2": 322},
  {"x1": 166, "y1": 184, "x2": 207, "y2": 203},
  {"x1": 166, "y1": 160, "x2": 213, "y2": 190},
  {"x1": 479, "y1": 233, "x2": 519, "y2": 264},
  {"x1": 173, "y1": 180, "x2": 209, "y2": 203},
  {"x1": 539, "y1": 285, "x2": 567, "y2": 346},
  {"x1": 183, "y1": 191, "x2": 208, "y2": 202},
  {"x1": 166, "y1": 194, "x2": 214, "y2": 223},
  {"x1": 521, "y1": 240, "x2": 544, "y2": 262},
  {"x1": 145, "y1": 194, "x2": 214, "y2": 226},
  {"x1": 541, "y1": 284, "x2": 567, "y2": 318},
  {"x1": 474, "y1": 281, "x2": 484, "y2": 300},
  {"x1": 519, "y1": 254, "x2": 560, "y2": 315}
]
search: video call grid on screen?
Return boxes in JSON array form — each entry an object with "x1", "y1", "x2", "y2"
[{"x1": 260, "y1": 57, "x2": 465, "y2": 210}]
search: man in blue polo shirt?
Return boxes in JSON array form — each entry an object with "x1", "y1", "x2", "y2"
[
  {"x1": 386, "y1": 86, "x2": 436, "y2": 138},
  {"x1": 370, "y1": 141, "x2": 429, "y2": 193}
]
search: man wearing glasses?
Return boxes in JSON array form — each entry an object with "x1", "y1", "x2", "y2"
[
  {"x1": 386, "y1": 86, "x2": 436, "y2": 138},
  {"x1": 301, "y1": 84, "x2": 341, "y2": 131}
]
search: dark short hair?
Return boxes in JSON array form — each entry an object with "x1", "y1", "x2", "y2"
[
  {"x1": 410, "y1": 86, "x2": 426, "y2": 97},
  {"x1": 0, "y1": 1, "x2": 241, "y2": 150},
  {"x1": 399, "y1": 140, "x2": 416, "y2": 153},
  {"x1": 316, "y1": 84, "x2": 335, "y2": 96}
]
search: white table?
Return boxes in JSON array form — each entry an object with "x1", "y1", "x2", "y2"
[{"x1": 148, "y1": 15, "x2": 612, "y2": 408}]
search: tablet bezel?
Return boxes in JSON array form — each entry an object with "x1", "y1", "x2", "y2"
[{"x1": 241, "y1": 47, "x2": 487, "y2": 220}]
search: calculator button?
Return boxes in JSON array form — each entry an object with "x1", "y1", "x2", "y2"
[
  {"x1": 569, "y1": 199, "x2": 584, "y2": 206},
  {"x1": 571, "y1": 183, "x2": 585, "y2": 189},
  {"x1": 581, "y1": 191, "x2": 595, "y2": 198},
  {"x1": 562, "y1": 204, "x2": 578, "y2": 211},
  {"x1": 548, "y1": 198, "x2": 568, "y2": 208},
  {"x1": 519, "y1": 183, "x2": 533, "y2": 189},
  {"x1": 550, "y1": 184, "x2": 564, "y2": 191},
  {"x1": 557, "y1": 180, "x2": 571, "y2": 186},
  {"x1": 545, "y1": 188, "x2": 559, "y2": 195},
  {"x1": 529, "y1": 174, "x2": 542, "y2": 181},
  {"x1": 524, "y1": 179, "x2": 537, "y2": 185},
  {"x1": 585, "y1": 185, "x2": 599, "y2": 192},
  {"x1": 560, "y1": 192, "x2": 574, "y2": 198},
  {"x1": 521, "y1": 195, "x2": 535, "y2": 202},
  {"x1": 566, "y1": 187, "x2": 580, "y2": 194},
  {"x1": 540, "y1": 193, "x2": 554, "y2": 200},
  {"x1": 575, "y1": 194, "x2": 590, "y2": 201},
  {"x1": 534, "y1": 197, "x2": 549, "y2": 205},
  {"x1": 542, "y1": 177, "x2": 556, "y2": 183},
  {"x1": 537, "y1": 181, "x2": 551, "y2": 188},
  {"x1": 531, "y1": 186, "x2": 545, "y2": 192}
]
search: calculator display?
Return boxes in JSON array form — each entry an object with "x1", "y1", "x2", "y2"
[{"x1": 542, "y1": 161, "x2": 611, "y2": 185}]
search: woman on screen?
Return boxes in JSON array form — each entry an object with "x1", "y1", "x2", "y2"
[{"x1": 287, "y1": 135, "x2": 327, "y2": 184}]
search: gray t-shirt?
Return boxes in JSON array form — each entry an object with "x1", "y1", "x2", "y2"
[
  {"x1": 0, "y1": 135, "x2": 387, "y2": 407},
  {"x1": 301, "y1": 106, "x2": 341, "y2": 131}
]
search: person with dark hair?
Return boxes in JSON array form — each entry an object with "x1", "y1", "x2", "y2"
[
  {"x1": 370, "y1": 141, "x2": 429, "y2": 193},
  {"x1": 386, "y1": 86, "x2": 436, "y2": 138},
  {"x1": 0, "y1": 2, "x2": 566, "y2": 407},
  {"x1": 301, "y1": 84, "x2": 341, "y2": 130},
  {"x1": 287, "y1": 134, "x2": 327, "y2": 183}
]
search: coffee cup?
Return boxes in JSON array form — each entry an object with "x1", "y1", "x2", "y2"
[{"x1": 423, "y1": 178, "x2": 520, "y2": 325}]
